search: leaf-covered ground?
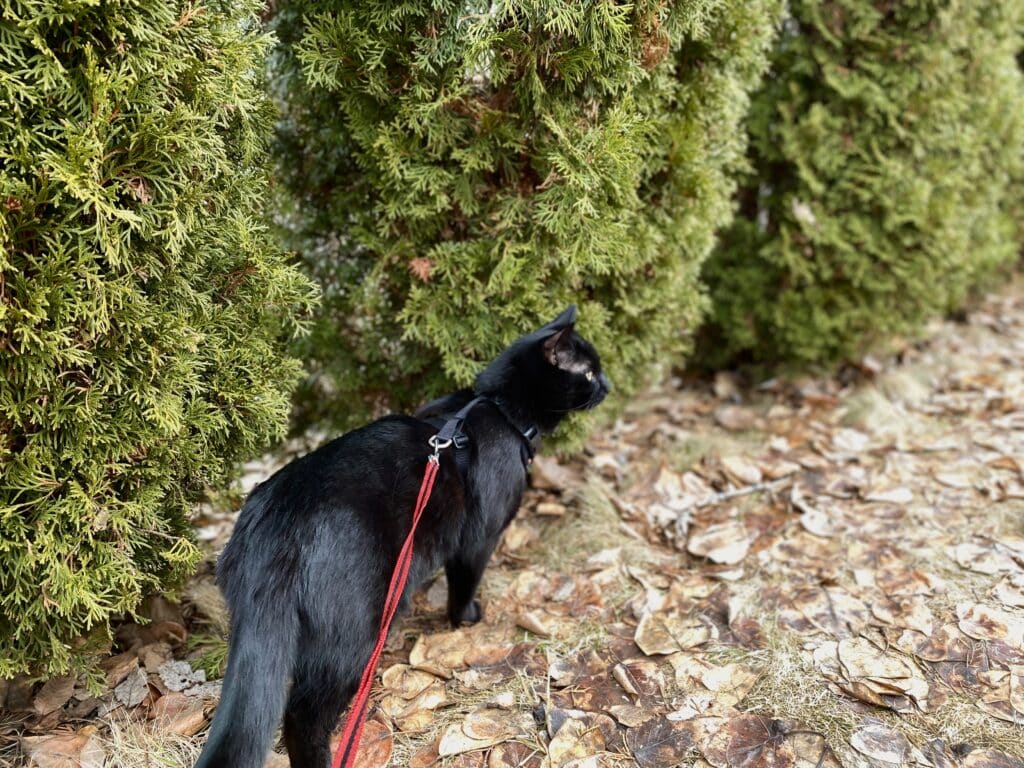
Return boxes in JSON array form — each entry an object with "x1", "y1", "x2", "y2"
[{"x1": 5, "y1": 287, "x2": 1024, "y2": 767}]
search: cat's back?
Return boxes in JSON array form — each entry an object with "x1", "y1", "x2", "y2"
[
  {"x1": 228, "y1": 415, "x2": 440, "y2": 538},
  {"x1": 246, "y1": 414, "x2": 431, "y2": 509},
  {"x1": 218, "y1": 415, "x2": 438, "y2": 592}
]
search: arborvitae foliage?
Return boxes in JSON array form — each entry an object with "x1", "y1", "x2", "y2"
[
  {"x1": 0, "y1": 0, "x2": 316, "y2": 676},
  {"x1": 699, "y1": 1, "x2": 1024, "y2": 368},
  {"x1": 271, "y1": 0, "x2": 781, "y2": 433}
]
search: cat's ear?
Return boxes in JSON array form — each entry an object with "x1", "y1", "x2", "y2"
[
  {"x1": 545, "y1": 304, "x2": 577, "y2": 330},
  {"x1": 543, "y1": 325, "x2": 574, "y2": 367}
]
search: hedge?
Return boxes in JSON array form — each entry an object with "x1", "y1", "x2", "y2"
[
  {"x1": 270, "y1": 0, "x2": 782, "y2": 433},
  {"x1": 699, "y1": 0, "x2": 1024, "y2": 367},
  {"x1": 0, "y1": 0, "x2": 316, "y2": 676}
]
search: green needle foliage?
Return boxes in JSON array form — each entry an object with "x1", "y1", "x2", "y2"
[
  {"x1": 699, "y1": 0, "x2": 1024, "y2": 368},
  {"x1": 0, "y1": 0, "x2": 317, "y2": 676},
  {"x1": 271, "y1": 0, "x2": 782, "y2": 435}
]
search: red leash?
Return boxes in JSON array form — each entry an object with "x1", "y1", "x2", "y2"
[{"x1": 331, "y1": 445, "x2": 444, "y2": 768}]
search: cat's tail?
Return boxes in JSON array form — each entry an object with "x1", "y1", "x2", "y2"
[{"x1": 193, "y1": 610, "x2": 296, "y2": 768}]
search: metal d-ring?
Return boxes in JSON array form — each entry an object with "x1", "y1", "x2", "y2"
[{"x1": 428, "y1": 434, "x2": 453, "y2": 463}]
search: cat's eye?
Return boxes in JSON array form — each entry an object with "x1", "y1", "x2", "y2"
[{"x1": 584, "y1": 371, "x2": 594, "y2": 381}]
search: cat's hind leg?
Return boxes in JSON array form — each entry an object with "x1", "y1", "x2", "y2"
[{"x1": 282, "y1": 658, "x2": 358, "y2": 768}]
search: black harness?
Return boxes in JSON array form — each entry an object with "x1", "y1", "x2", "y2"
[{"x1": 427, "y1": 395, "x2": 539, "y2": 471}]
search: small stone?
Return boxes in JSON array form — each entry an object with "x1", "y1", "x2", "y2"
[{"x1": 158, "y1": 660, "x2": 205, "y2": 692}]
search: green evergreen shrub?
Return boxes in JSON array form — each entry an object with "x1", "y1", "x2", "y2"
[
  {"x1": 271, "y1": 0, "x2": 782, "y2": 432},
  {"x1": 699, "y1": 0, "x2": 1024, "y2": 368},
  {"x1": 0, "y1": 0, "x2": 316, "y2": 677}
]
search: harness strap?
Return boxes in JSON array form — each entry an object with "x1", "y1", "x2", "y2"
[
  {"x1": 430, "y1": 395, "x2": 539, "y2": 467},
  {"x1": 486, "y1": 397, "x2": 540, "y2": 467},
  {"x1": 431, "y1": 395, "x2": 486, "y2": 448}
]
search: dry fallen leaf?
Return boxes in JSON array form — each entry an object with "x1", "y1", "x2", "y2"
[
  {"x1": 517, "y1": 611, "x2": 552, "y2": 637},
  {"x1": 21, "y1": 726, "x2": 104, "y2": 768},
  {"x1": 488, "y1": 741, "x2": 542, "y2": 768},
  {"x1": 635, "y1": 613, "x2": 714, "y2": 655},
  {"x1": 328, "y1": 718, "x2": 392, "y2": 768},
  {"x1": 546, "y1": 717, "x2": 604, "y2": 766},
  {"x1": 625, "y1": 717, "x2": 698, "y2": 768},
  {"x1": 147, "y1": 692, "x2": 206, "y2": 737},
  {"x1": 815, "y1": 638, "x2": 930, "y2": 713},
  {"x1": 439, "y1": 709, "x2": 530, "y2": 757},
  {"x1": 687, "y1": 521, "x2": 754, "y2": 565},
  {"x1": 957, "y1": 603, "x2": 1024, "y2": 649},
  {"x1": 463, "y1": 709, "x2": 518, "y2": 741},
  {"x1": 409, "y1": 257, "x2": 434, "y2": 282},
  {"x1": 797, "y1": 507, "x2": 836, "y2": 538},
  {"x1": 787, "y1": 732, "x2": 840, "y2": 768},
  {"x1": 668, "y1": 655, "x2": 753, "y2": 710},
  {"x1": 952, "y1": 541, "x2": 1020, "y2": 575},
  {"x1": 99, "y1": 653, "x2": 138, "y2": 688},
  {"x1": 934, "y1": 469, "x2": 976, "y2": 489},
  {"x1": 608, "y1": 704, "x2": 653, "y2": 727},
  {"x1": 114, "y1": 666, "x2": 149, "y2": 708},
  {"x1": 870, "y1": 596, "x2": 935, "y2": 635},
  {"x1": 502, "y1": 520, "x2": 538, "y2": 552},
  {"x1": 409, "y1": 631, "x2": 472, "y2": 678},
  {"x1": 408, "y1": 740, "x2": 441, "y2": 768},
  {"x1": 1009, "y1": 668, "x2": 1024, "y2": 715},
  {"x1": 702, "y1": 715, "x2": 796, "y2": 768},
  {"x1": 714, "y1": 405, "x2": 756, "y2": 431},
  {"x1": 721, "y1": 455, "x2": 763, "y2": 485},
  {"x1": 378, "y1": 677, "x2": 449, "y2": 732},
  {"x1": 438, "y1": 725, "x2": 504, "y2": 758},
  {"x1": 849, "y1": 721, "x2": 910, "y2": 764},
  {"x1": 697, "y1": 663, "x2": 759, "y2": 707},
  {"x1": 126, "y1": 176, "x2": 151, "y2": 204},
  {"x1": 832, "y1": 428, "x2": 870, "y2": 455},
  {"x1": 778, "y1": 587, "x2": 869, "y2": 638},
  {"x1": 993, "y1": 575, "x2": 1024, "y2": 608},
  {"x1": 836, "y1": 636, "x2": 919, "y2": 680},
  {"x1": 32, "y1": 676, "x2": 76, "y2": 716},
  {"x1": 381, "y1": 664, "x2": 440, "y2": 700},
  {"x1": 862, "y1": 486, "x2": 914, "y2": 504},
  {"x1": 530, "y1": 457, "x2": 576, "y2": 491},
  {"x1": 962, "y1": 748, "x2": 1024, "y2": 768}
]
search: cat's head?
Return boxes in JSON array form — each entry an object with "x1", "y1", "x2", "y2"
[{"x1": 475, "y1": 305, "x2": 611, "y2": 431}]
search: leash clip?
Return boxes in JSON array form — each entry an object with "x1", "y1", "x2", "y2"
[{"x1": 428, "y1": 434, "x2": 453, "y2": 464}]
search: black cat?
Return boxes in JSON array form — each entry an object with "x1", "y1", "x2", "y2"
[{"x1": 194, "y1": 306, "x2": 610, "y2": 768}]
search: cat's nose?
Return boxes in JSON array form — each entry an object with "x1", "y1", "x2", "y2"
[{"x1": 599, "y1": 373, "x2": 612, "y2": 392}]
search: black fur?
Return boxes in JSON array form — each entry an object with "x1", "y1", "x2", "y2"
[{"x1": 194, "y1": 306, "x2": 609, "y2": 768}]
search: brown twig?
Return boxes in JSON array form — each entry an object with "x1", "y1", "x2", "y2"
[{"x1": 676, "y1": 475, "x2": 795, "y2": 538}]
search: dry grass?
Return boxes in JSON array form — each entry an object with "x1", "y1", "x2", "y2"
[
  {"x1": 667, "y1": 428, "x2": 765, "y2": 476},
  {"x1": 534, "y1": 474, "x2": 652, "y2": 572},
  {"x1": 840, "y1": 385, "x2": 920, "y2": 440},
  {"x1": 739, "y1": 617, "x2": 1024, "y2": 763},
  {"x1": 98, "y1": 715, "x2": 203, "y2": 768},
  {"x1": 182, "y1": 579, "x2": 230, "y2": 638}
]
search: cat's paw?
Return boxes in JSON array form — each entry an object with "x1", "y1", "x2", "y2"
[{"x1": 451, "y1": 599, "x2": 482, "y2": 626}]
